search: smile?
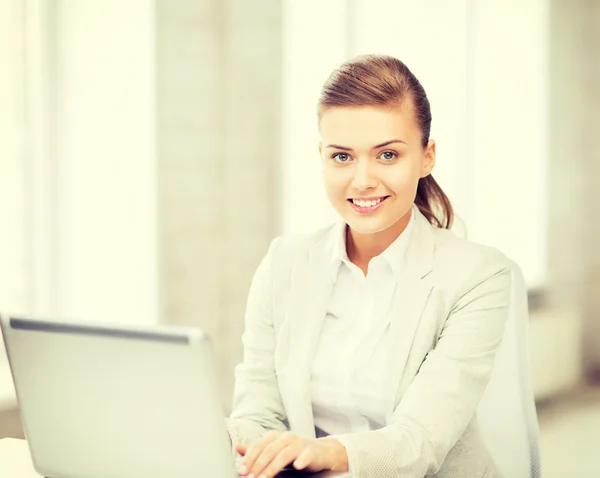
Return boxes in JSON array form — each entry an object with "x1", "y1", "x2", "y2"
[{"x1": 347, "y1": 196, "x2": 389, "y2": 214}]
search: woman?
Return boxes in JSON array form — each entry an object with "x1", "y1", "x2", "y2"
[{"x1": 227, "y1": 54, "x2": 510, "y2": 478}]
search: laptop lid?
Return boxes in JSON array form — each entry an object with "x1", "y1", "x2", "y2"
[{"x1": 0, "y1": 313, "x2": 236, "y2": 478}]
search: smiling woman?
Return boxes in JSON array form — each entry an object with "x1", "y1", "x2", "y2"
[{"x1": 227, "y1": 55, "x2": 513, "y2": 478}]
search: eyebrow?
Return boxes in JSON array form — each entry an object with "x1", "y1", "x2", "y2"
[{"x1": 323, "y1": 139, "x2": 406, "y2": 151}]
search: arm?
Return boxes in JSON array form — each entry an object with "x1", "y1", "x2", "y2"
[
  {"x1": 330, "y1": 259, "x2": 512, "y2": 477},
  {"x1": 226, "y1": 237, "x2": 288, "y2": 447}
]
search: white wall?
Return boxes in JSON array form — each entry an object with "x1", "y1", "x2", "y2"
[
  {"x1": 0, "y1": 1, "x2": 27, "y2": 315},
  {"x1": 0, "y1": 0, "x2": 26, "y2": 385},
  {"x1": 156, "y1": 0, "x2": 285, "y2": 409},
  {"x1": 51, "y1": 0, "x2": 158, "y2": 324},
  {"x1": 466, "y1": 0, "x2": 548, "y2": 289},
  {"x1": 25, "y1": 0, "x2": 159, "y2": 325}
]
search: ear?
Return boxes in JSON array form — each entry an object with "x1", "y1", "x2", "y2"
[{"x1": 420, "y1": 139, "x2": 436, "y2": 178}]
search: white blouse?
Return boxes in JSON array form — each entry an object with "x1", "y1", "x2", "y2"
[{"x1": 310, "y1": 209, "x2": 415, "y2": 438}]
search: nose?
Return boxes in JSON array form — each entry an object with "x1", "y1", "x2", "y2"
[{"x1": 351, "y1": 159, "x2": 378, "y2": 191}]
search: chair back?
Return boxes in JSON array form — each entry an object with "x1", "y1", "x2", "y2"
[{"x1": 476, "y1": 259, "x2": 541, "y2": 477}]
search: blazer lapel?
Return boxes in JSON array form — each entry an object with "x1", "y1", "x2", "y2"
[
  {"x1": 284, "y1": 233, "x2": 336, "y2": 438},
  {"x1": 384, "y1": 210, "x2": 435, "y2": 420}
]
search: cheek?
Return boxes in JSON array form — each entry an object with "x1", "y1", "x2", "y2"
[
  {"x1": 322, "y1": 168, "x2": 349, "y2": 197},
  {"x1": 384, "y1": 163, "x2": 421, "y2": 192}
]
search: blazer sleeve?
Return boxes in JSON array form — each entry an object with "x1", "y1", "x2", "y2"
[
  {"x1": 226, "y1": 237, "x2": 288, "y2": 447},
  {"x1": 331, "y1": 257, "x2": 512, "y2": 477}
]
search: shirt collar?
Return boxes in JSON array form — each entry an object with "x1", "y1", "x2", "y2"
[{"x1": 330, "y1": 204, "x2": 417, "y2": 282}]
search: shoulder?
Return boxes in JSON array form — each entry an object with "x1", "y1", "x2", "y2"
[
  {"x1": 428, "y1": 226, "x2": 514, "y2": 298},
  {"x1": 257, "y1": 224, "x2": 337, "y2": 299},
  {"x1": 267, "y1": 223, "x2": 337, "y2": 263},
  {"x1": 433, "y1": 227, "x2": 510, "y2": 270}
]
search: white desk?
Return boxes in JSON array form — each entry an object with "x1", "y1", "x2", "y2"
[{"x1": 0, "y1": 439, "x2": 40, "y2": 477}]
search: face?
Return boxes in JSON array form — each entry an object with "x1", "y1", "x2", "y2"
[{"x1": 319, "y1": 104, "x2": 436, "y2": 238}]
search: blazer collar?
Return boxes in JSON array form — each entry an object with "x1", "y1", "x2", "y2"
[{"x1": 402, "y1": 205, "x2": 436, "y2": 280}]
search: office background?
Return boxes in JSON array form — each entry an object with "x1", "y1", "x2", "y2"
[{"x1": 0, "y1": 0, "x2": 599, "y2": 476}]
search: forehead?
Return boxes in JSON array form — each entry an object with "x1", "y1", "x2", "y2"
[{"x1": 319, "y1": 105, "x2": 418, "y2": 146}]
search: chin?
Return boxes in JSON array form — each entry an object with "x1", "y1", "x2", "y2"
[{"x1": 345, "y1": 218, "x2": 394, "y2": 236}]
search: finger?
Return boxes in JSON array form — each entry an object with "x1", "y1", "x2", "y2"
[
  {"x1": 235, "y1": 443, "x2": 248, "y2": 456},
  {"x1": 241, "y1": 431, "x2": 282, "y2": 475},
  {"x1": 248, "y1": 435, "x2": 295, "y2": 477},
  {"x1": 293, "y1": 446, "x2": 316, "y2": 470},
  {"x1": 260, "y1": 445, "x2": 301, "y2": 478}
]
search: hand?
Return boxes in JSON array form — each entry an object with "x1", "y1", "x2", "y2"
[{"x1": 236, "y1": 430, "x2": 348, "y2": 478}]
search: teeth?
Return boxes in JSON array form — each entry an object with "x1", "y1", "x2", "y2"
[{"x1": 352, "y1": 198, "x2": 383, "y2": 208}]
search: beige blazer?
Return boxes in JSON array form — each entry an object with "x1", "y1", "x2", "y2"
[{"x1": 227, "y1": 208, "x2": 510, "y2": 478}]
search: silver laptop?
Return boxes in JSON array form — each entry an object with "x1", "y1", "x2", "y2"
[{"x1": 1, "y1": 313, "x2": 329, "y2": 478}]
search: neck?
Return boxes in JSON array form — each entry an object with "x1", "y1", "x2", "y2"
[{"x1": 346, "y1": 208, "x2": 412, "y2": 266}]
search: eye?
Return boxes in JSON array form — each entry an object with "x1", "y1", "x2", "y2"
[
  {"x1": 380, "y1": 151, "x2": 397, "y2": 161},
  {"x1": 332, "y1": 153, "x2": 351, "y2": 163}
]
